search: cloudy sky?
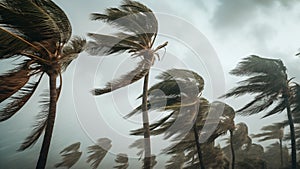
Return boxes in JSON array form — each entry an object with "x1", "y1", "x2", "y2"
[{"x1": 1, "y1": 0, "x2": 300, "y2": 168}]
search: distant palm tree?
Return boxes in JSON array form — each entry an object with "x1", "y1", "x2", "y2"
[
  {"x1": 222, "y1": 55, "x2": 298, "y2": 168},
  {"x1": 86, "y1": 138, "x2": 112, "y2": 169},
  {"x1": 0, "y1": 1, "x2": 86, "y2": 168},
  {"x1": 86, "y1": 1, "x2": 167, "y2": 167},
  {"x1": 128, "y1": 69, "x2": 236, "y2": 169},
  {"x1": 114, "y1": 153, "x2": 129, "y2": 169},
  {"x1": 55, "y1": 142, "x2": 82, "y2": 168},
  {"x1": 252, "y1": 122, "x2": 284, "y2": 167}
]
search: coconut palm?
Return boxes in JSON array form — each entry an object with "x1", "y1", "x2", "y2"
[
  {"x1": 55, "y1": 142, "x2": 82, "y2": 168},
  {"x1": 128, "y1": 69, "x2": 236, "y2": 169},
  {"x1": 86, "y1": 1, "x2": 167, "y2": 167},
  {"x1": 221, "y1": 55, "x2": 298, "y2": 168},
  {"x1": 0, "y1": 1, "x2": 86, "y2": 168},
  {"x1": 251, "y1": 122, "x2": 285, "y2": 166},
  {"x1": 127, "y1": 69, "x2": 205, "y2": 168},
  {"x1": 264, "y1": 142, "x2": 289, "y2": 169},
  {"x1": 86, "y1": 138, "x2": 112, "y2": 169}
]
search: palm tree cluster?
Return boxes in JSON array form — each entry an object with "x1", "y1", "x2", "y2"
[{"x1": 0, "y1": 0, "x2": 299, "y2": 169}]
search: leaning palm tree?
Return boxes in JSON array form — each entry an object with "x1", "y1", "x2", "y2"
[
  {"x1": 251, "y1": 122, "x2": 285, "y2": 167},
  {"x1": 128, "y1": 69, "x2": 236, "y2": 168},
  {"x1": 0, "y1": 1, "x2": 86, "y2": 168},
  {"x1": 86, "y1": 1, "x2": 167, "y2": 167},
  {"x1": 127, "y1": 69, "x2": 205, "y2": 168},
  {"x1": 221, "y1": 55, "x2": 298, "y2": 168}
]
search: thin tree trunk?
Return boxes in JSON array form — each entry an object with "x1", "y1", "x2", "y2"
[
  {"x1": 285, "y1": 97, "x2": 297, "y2": 169},
  {"x1": 36, "y1": 73, "x2": 58, "y2": 169},
  {"x1": 279, "y1": 138, "x2": 283, "y2": 167},
  {"x1": 230, "y1": 130, "x2": 235, "y2": 169},
  {"x1": 142, "y1": 73, "x2": 151, "y2": 169},
  {"x1": 193, "y1": 124, "x2": 205, "y2": 169}
]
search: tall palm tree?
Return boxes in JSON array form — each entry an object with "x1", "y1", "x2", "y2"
[
  {"x1": 0, "y1": 1, "x2": 86, "y2": 168},
  {"x1": 86, "y1": 1, "x2": 167, "y2": 167},
  {"x1": 127, "y1": 69, "x2": 205, "y2": 168},
  {"x1": 222, "y1": 55, "x2": 298, "y2": 168},
  {"x1": 251, "y1": 122, "x2": 284, "y2": 167}
]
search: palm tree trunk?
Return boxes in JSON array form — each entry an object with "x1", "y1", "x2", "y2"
[
  {"x1": 230, "y1": 130, "x2": 235, "y2": 169},
  {"x1": 142, "y1": 72, "x2": 151, "y2": 169},
  {"x1": 193, "y1": 124, "x2": 205, "y2": 169},
  {"x1": 285, "y1": 97, "x2": 297, "y2": 169},
  {"x1": 36, "y1": 73, "x2": 58, "y2": 169},
  {"x1": 279, "y1": 138, "x2": 283, "y2": 167}
]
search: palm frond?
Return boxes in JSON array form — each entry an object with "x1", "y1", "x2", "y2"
[
  {"x1": 59, "y1": 142, "x2": 81, "y2": 154},
  {"x1": 33, "y1": 0, "x2": 72, "y2": 44},
  {"x1": 0, "y1": 60, "x2": 31, "y2": 102},
  {"x1": 0, "y1": 27, "x2": 37, "y2": 59},
  {"x1": 90, "y1": 0, "x2": 157, "y2": 47},
  {"x1": 114, "y1": 153, "x2": 129, "y2": 169},
  {"x1": 230, "y1": 55, "x2": 286, "y2": 77},
  {"x1": 92, "y1": 58, "x2": 152, "y2": 95},
  {"x1": 0, "y1": 72, "x2": 43, "y2": 122},
  {"x1": 60, "y1": 36, "x2": 86, "y2": 71},
  {"x1": 165, "y1": 152, "x2": 185, "y2": 169},
  {"x1": 86, "y1": 33, "x2": 143, "y2": 56},
  {"x1": 86, "y1": 138, "x2": 112, "y2": 169},
  {"x1": 0, "y1": 0, "x2": 63, "y2": 53},
  {"x1": 18, "y1": 90, "x2": 49, "y2": 151}
]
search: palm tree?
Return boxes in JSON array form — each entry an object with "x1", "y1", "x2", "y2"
[
  {"x1": 0, "y1": 1, "x2": 86, "y2": 168},
  {"x1": 55, "y1": 142, "x2": 82, "y2": 168},
  {"x1": 86, "y1": 1, "x2": 167, "y2": 167},
  {"x1": 251, "y1": 122, "x2": 284, "y2": 167},
  {"x1": 222, "y1": 55, "x2": 298, "y2": 168},
  {"x1": 127, "y1": 69, "x2": 205, "y2": 168},
  {"x1": 86, "y1": 138, "x2": 112, "y2": 169},
  {"x1": 128, "y1": 69, "x2": 236, "y2": 168}
]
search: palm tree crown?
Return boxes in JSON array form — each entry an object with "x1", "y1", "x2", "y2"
[{"x1": 86, "y1": 0, "x2": 167, "y2": 95}]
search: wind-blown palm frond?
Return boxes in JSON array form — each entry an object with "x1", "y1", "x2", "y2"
[
  {"x1": 60, "y1": 37, "x2": 86, "y2": 71},
  {"x1": 165, "y1": 152, "x2": 185, "y2": 169},
  {"x1": 114, "y1": 153, "x2": 129, "y2": 169},
  {"x1": 18, "y1": 91, "x2": 50, "y2": 151},
  {"x1": 221, "y1": 55, "x2": 288, "y2": 117},
  {"x1": 54, "y1": 142, "x2": 82, "y2": 168},
  {"x1": 87, "y1": 0, "x2": 167, "y2": 95},
  {"x1": 0, "y1": 72, "x2": 43, "y2": 122},
  {"x1": 86, "y1": 138, "x2": 112, "y2": 169}
]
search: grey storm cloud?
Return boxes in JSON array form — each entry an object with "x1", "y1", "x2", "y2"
[{"x1": 211, "y1": 0, "x2": 299, "y2": 30}]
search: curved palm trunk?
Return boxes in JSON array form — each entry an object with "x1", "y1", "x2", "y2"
[
  {"x1": 36, "y1": 73, "x2": 58, "y2": 169},
  {"x1": 285, "y1": 97, "x2": 297, "y2": 169},
  {"x1": 229, "y1": 130, "x2": 235, "y2": 169},
  {"x1": 193, "y1": 124, "x2": 205, "y2": 169},
  {"x1": 279, "y1": 138, "x2": 283, "y2": 167},
  {"x1": 142, "y1": 73, "x2": 151, "y2": 169}
]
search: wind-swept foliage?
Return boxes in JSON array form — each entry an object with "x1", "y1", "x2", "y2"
[
  {"x1": 0, "y1": 0, "x2": 86, "y2": 168},
  {"x1": 114, "y1": 153, "x2": 129, "y2": 169},
  {"x1": 55, "y1": 142, "x2": 82, "y2": 168},
  {"x1": 87, "y1": 138, "x2": 112, "y2": 169},
  {"x1": 87, "y1": 0, "x2": 167, "y2": 95},
  {"x1": 222, "y1": 55, "x2": 298, "y2": 168}
]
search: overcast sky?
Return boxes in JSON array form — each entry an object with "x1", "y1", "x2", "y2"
[{"x1": 1, "y1": 0, "x2": 300, "y2": 168}]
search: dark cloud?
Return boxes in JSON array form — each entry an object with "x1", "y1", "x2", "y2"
[{"x1": 211, "y1": 0, "x2": 299, "y2": 30}]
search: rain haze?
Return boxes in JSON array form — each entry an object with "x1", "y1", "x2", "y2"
[{"x1": 1, "y1": 0, "x2": 300, "y2": 168}]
